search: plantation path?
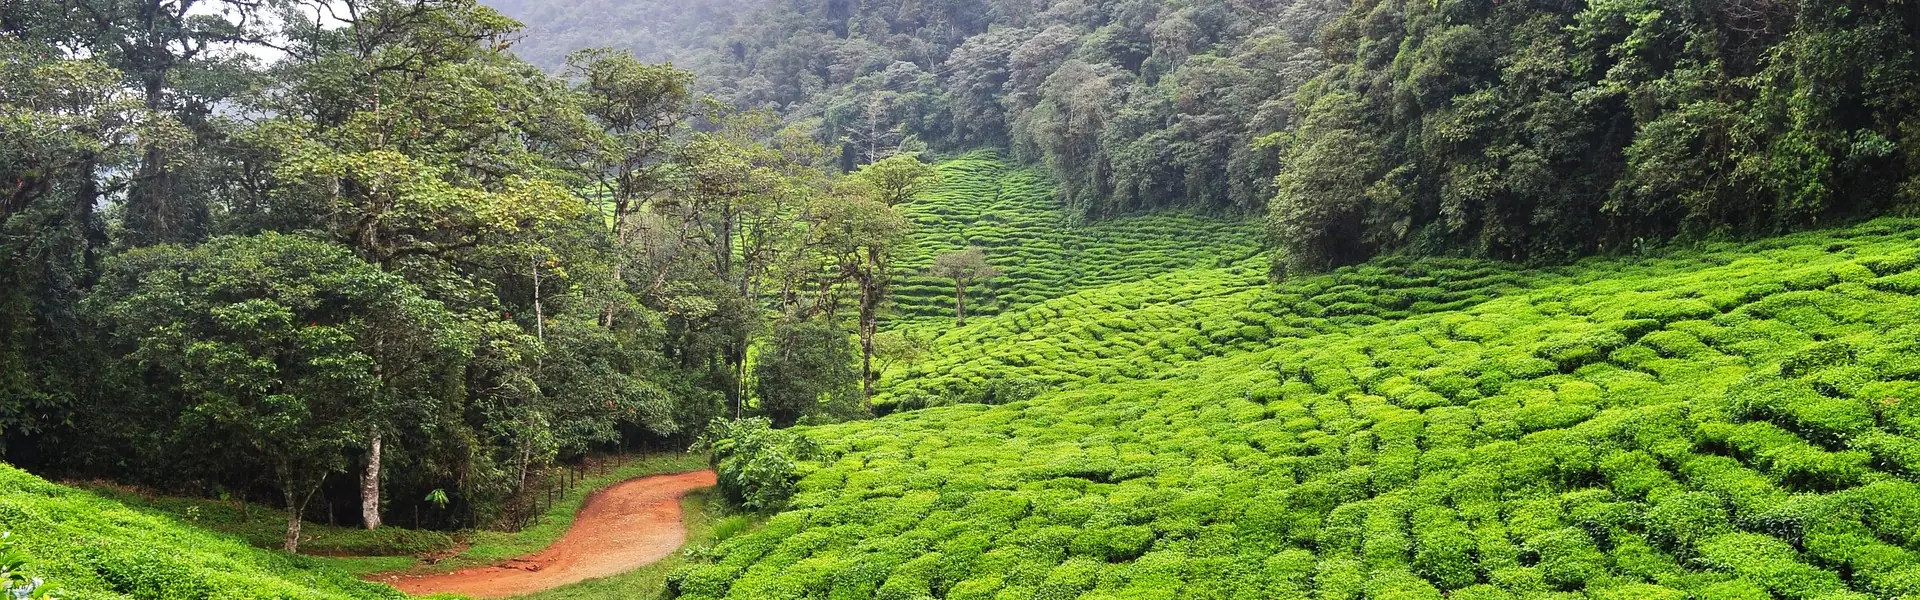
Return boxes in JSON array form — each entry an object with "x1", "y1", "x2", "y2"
[{"x1": 377, "y1": 469, "x2": 717, "y2": 598}]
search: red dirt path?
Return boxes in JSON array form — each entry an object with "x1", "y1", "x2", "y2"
[{"x1": 375, "y1": 469, "x2": 718, "y2": 598}]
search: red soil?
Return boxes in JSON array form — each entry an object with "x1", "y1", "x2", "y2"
[{"x1": 374, "y1": 469, "x2": 718, "y2": 598}]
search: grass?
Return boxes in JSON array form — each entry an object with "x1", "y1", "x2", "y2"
[
  {"x1": 67, "y1": 452, "x2": 709, "y2": 579},
  {"x1": 502, "y1": 488, "x2": 761, "y2": 600},
  {"x1": 671, "y1": 216, "x2": 1920, "y2": 599},
  {"x1": 0, "y1": 462, "x2": 400, "y2": 599},
  {"x1": 330, "y1": 452, "x2": 710, "y2": 576},
  {"x1": 80, "y1": 482, "x2": 459, "y2": 559}
]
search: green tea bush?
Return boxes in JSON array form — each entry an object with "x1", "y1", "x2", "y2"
[
  {"x1": 888, "y1": 152, "x2": 1263, "y2": 327},
  {"x1": 0, "y1": 464, "x2": 398, "y2": 599},
  {"x1": 669, "y1": 218, "x2": 1920, "y2": 599}
]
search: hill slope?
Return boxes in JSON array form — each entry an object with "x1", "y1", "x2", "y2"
[
  {"x1": 889, "y1": 152, "x2": 1263, "y2": 327},
  {"x1": 0, "y1": 465, "x2": 399, "y2": 599},
  {"x1": 678, "y1": 218, "x2": 1920, "y2": 600}
]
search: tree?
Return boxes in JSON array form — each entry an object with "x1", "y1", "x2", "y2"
[
  {"x1": 809, "y1": 192, "x2": 911, "y2": 412},
  {"x1": 0, "y1": 37, "x2": 176, "y2": 453},
  {"x1": 261, "y1": 0, "x2": 590, "y2": 530},
  {"x1": 929, "y1": 247, "x2": 998, "y2": 325},
  {"x1": 90, "y1": 233, "x2": 466, "y2": 552},
  {"x1": 849, "y1": 154, "x2": 940, "y2": 208},
  {"x1": 753, "y1": 319, "x2": 857, "y2": 426},
  {"x1": 567, "y1": 48, "x2": 695, "y2": 328},
  {"x1": 60, "y1": 0, "x2": 273, "y2": 247},
  {"x1": 825, "y1": 155, "x2": 934, "y2": 409}
]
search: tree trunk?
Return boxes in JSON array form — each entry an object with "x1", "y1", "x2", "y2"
[
  {"x1": 361, "y1": 430, "x2": 382, "y2": 530},
  {"x1": 861, "y1": 321, "x2": 875, "y2": 411},
  {"x1": 955, "y1": 280, "x2": 967, "y2": 326},
  {"x1": 859, "y1": 283, "x2": 878, "y2": 412},
  {"x1": 533, "y1": 254, "x2": 545, "y2": 342},
  {"x1": 279, "y1": 461, "x2": 318, "y2": 554},
  {"x1": 286, "y1": 503, "x2": 304, "y2": 553}
]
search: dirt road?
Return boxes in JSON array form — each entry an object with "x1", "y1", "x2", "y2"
[{"x1": 377, "y1": 469, "x2": 718, "y2": 598}]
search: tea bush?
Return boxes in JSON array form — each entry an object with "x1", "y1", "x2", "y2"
[
  {"x1": 676, "y1": 217, "x2": 1920, "y2": 599},
  {"x1": 888, "y1": 152, "x2": 1263, "y2": 328},
  {"x1": 0, "y1": 464, "x2": 398, "y2": 599}
]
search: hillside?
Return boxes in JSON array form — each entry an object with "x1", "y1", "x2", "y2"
[
  {"x1": 0, "y1": 464, "x2": 398, "y2": 599},
  {"x1": 675, "y1": 218, "x2": 1920, "y2": 599},
  {"x1": 888, "y1": 152, "x2": 1263, "y2": 328}
]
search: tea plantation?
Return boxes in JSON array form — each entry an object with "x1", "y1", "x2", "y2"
[
  {"x1": 675, "y1": 218, "x2": 1920, "y2": 600},
  {"x1": 0, "y1": 464, "x2": 400, "y2": 599},
  {"x1": 887, "y1": 152, "x2": 1263, "y2": 326}
]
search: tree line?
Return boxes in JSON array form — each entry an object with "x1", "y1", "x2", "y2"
[
  {"x1": 496, "y1": 0, "x2": 1920, "y2": 268},
  {"x1": 0, "y1": 0, "x2": 939, "y2": 552}
]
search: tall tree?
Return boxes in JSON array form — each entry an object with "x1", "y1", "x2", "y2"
[
  {"x1": 831, "y1": 155, "x2": 933, "y2": 408},
  {"x1": 811, "y1": 191, "x2": 910, "y2": 411},
  {"x1": 66, "y1": 0, "x2": 271, "y2": 247},
  {"x1": 90, "y1": 233, "x2": 465, "y2": 552},
  {"x1": 0, "y1": 35, "x2": 175, "y2": 450},
  {"x1": 263, "y1": 0, "x2": 587, "y2": 530},
  {"x1": 567, "y1": 48, "x2": 695, "y2": 328}
]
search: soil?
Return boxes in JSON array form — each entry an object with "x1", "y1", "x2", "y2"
[{"x1": 374, "y1": 469, "x2": 718, "y2": 598}]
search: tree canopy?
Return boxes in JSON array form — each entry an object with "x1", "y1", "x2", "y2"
[{"x1": 0, "y1": 0, "x2": 925, "y2": 550}]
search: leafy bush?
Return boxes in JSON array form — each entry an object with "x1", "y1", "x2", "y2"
[
  {"x1": 0, "y1": 464, "x2": 396, "y2": 599},
  {"x1": 692, "y1": 418, "x2": 820, "y2": 511}
]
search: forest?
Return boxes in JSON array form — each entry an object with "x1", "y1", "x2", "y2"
[
  {"x1": 3, "y1": 0, "x2": 1920, "y2": 598},
  {"x1": 489, "y1": 0, "x2": 1920, "y2": 267},
  {"x1": 1, "y1": 0, "x2": 945, "y2": 556}
]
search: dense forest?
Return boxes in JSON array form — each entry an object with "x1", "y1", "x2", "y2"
[
  {"x1": 1, "y1": 0, "x2": 938, "y2": 553},
  {"x1": 493, "y1": 0, "x2": 1920, "y2": 267}
]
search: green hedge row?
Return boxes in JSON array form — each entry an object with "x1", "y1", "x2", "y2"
[
  {"x1": 675, "y1": 218, "x2": 1920, "y2": 599},
  {"x1": 887, "y1": 152, "x2": 1263, "y2": 327},
  {"x1": 0, "y1": 464, "x2": 399, "y2": 599}
]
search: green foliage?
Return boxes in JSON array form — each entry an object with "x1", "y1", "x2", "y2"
[
  {"x1": 675, "y1": 218, "x2": 1920, "y2": 599},
  {"x1": 693, "y1": 418, "x2": 819, "y2": 512},
  {"x1": 89, "y1": 232, "x2": 468, "y2": 550},
  {"x1": 4, "y1": 0, "x2": 858, "y2": 565},
  {"x1": 755, "y1": 320, "x2": 860, "y2": 427},
  {"x1": 0, "y1": 464, "x2": 397, "y2": 599},
  {"x1": 1270, "y1": 0, "x2": 1920, "y2": 269}
]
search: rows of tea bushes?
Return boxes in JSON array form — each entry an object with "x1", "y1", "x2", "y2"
[
  {"x1": 878, "y1": 254, "x2": 1526, "y2": 411},
  {"x1": 674, "y1": 218, "x2": 1920, "y2": 599},
  {"x1": 0, "y1": 464, "x2": 399, "y2": 599},
  {"x1": 888, "y1": 152, "x2": 1263, "y2": 325}
]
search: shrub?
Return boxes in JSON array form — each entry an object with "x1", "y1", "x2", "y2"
[
  {"x1": 693, "y1": 417, "x2": 820, "y2": 511},
  {"x1": 670, "y1": 218, "x2": 1920, "y2": 599}
]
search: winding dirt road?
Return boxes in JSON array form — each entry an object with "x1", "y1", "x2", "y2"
[{"x1": 376, "y1": 469, "x2": 717, "y2": 598}]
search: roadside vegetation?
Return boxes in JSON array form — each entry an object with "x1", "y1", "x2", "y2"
[
  {"x1": 0, "y1": 464, "x2": 398, "y2": 599},
  {"x1": 74, "y1": 453, "x2": 706, "y2": 577}
]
